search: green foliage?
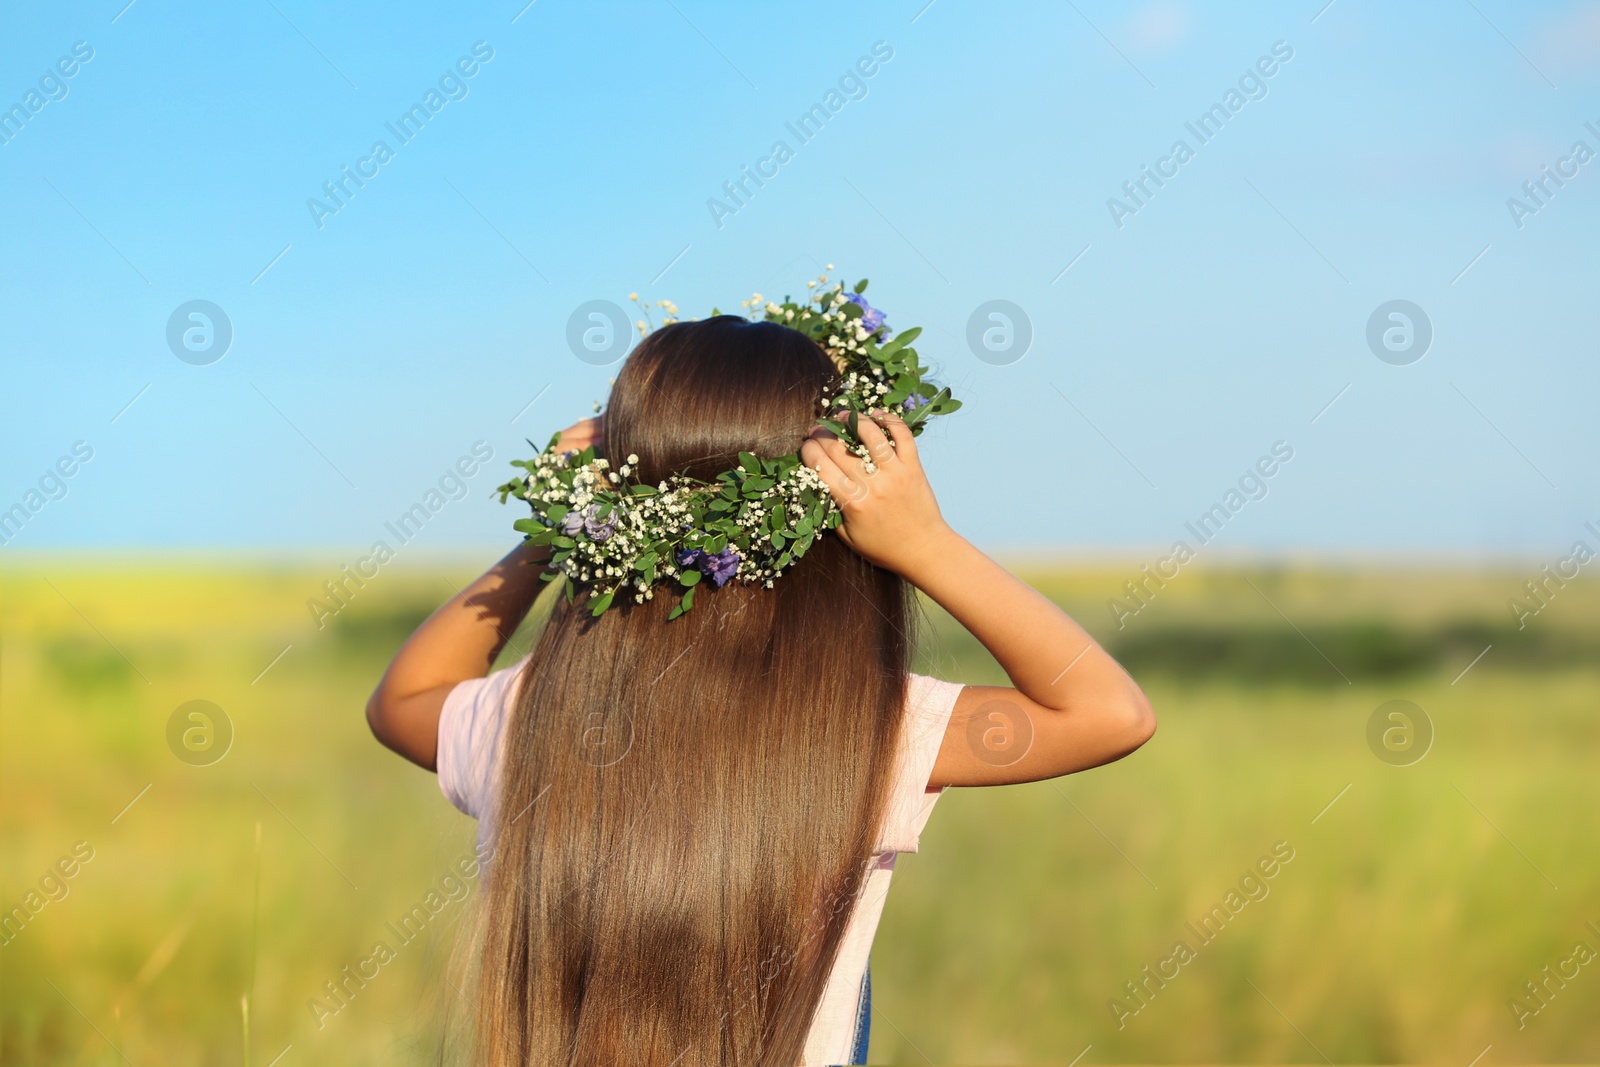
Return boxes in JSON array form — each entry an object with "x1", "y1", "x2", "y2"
[{"x1": 1104, "y1": 618, "x2": 1600, "y2": 683}]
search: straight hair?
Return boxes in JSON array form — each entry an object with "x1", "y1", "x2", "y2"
[{"x1": 470, "y1": 316, "x2": 915, "y2": 1065}]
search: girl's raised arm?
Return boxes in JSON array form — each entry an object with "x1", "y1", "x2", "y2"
[
  {"x1": 365, "y1": 540, "x2": 550, "y2": 770},
  {"x1": 364, "y1": 417, "x2": 599, "y2": 770},
  {"x1": 800, "y1": 410, "x2": 1155, "y2": 788}
]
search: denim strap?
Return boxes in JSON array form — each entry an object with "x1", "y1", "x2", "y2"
[{"x1": 846, "y1": 957, "x2": 871, "y2": 1065}]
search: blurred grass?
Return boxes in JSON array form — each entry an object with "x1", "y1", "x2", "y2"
[{"x1": 1, "y1": 555, "x2": 1597, "y2": 1064}]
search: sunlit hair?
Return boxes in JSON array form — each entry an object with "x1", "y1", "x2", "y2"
[{"x1": 467, "y1": 316, "x2": 914, "y2": 1065}]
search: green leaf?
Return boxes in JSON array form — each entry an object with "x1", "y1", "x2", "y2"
[
  {"x1": 877, "y1": 327, "x2": 921, "y2": 358},
  {"x1": 738, "y1": 451, "x2": 761, "y2": 473},
  {"x1": 547, "y1": 503, "x2": 570, "y2": 520},
  {"x1": 681, "y1": 584, "x2": 696, "y2": 610},
  {"x1": 771, "y1": 529, "x2": 787, "y2": 549},
  {"x1": 551, "y1": 535, "x2": 576, "y2": 548},
  {"x1": 680, "y1": 568, "x2": 702, "y2": 587},
  {"x1": 905, "y1": 386, "x2": 950, "y2": 427},
  {"x1": 589, "y1": 591, "x2": 614, "y2": 616},
  {"x1": 854, "y1": 278, "x2": 868, "y2": 293},
  {"x1": 818, "y1": 417, "x2": 852, "y2": 441}
]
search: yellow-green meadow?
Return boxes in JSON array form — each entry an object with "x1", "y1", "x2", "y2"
[{"x1": 3, "y1": 557, "x2": 1597, "y2": 1063}]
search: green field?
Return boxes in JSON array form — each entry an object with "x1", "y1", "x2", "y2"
[{"x1": 2, "y1": 556, "x2": 1597, "y2": 1064}]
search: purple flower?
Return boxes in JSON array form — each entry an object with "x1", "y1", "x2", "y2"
[
  {"x1": 703, "y1": 547, "x2": 740, "y2": 587},
  {"x1": 677, "y1": 545, "x2": 742, "y2": 588},
  {"x1": 559, "y1": 504, "x2": 616, "y2": 540},
  {"x1": 583, "y1": 504, "x2": 618, "y2": 541},
  {"x1": 843, "y1": 291, "x2": 886, "y2": 333},
  {"x1": 901, "y1": 393, "x2": 929, "y2": 412}
]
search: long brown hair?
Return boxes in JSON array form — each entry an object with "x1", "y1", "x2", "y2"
[{"x1": 473, "y1": 316, "x2": 914, "y2": 1065}]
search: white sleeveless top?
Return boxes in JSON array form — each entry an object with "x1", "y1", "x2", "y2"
[{"x1": 435, "y1": 658, "x2": 962, "y2": 1065}]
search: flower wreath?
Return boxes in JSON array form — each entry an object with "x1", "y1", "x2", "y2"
[{"x1": 496, "y1": 269, "x2": 961, "y2": 619}]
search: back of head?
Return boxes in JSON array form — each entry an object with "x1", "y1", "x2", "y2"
[{"x1": 474, "y1": 316, "x2": 915, "y2": 1065}]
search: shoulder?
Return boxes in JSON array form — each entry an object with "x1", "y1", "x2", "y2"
[
  {"x1": 875, "y1": 671, "x2": 965, "y2": 854},
  {"x1": 905, "y1": 672, "x2": 965, "y2": 732},
  {"x1": 437, "y1": 654, "x2": 531, "y2": 820}
]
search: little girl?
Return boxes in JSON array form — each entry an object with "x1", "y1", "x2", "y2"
[{"x1": 367, "y1": 311, "x2": 1154, "y2": 1066}]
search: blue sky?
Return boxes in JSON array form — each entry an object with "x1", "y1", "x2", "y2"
[{"x1": 2, "y1": 0, "x2": 1597, "y2": 557}]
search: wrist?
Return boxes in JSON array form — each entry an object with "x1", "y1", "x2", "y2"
[{"x1": 893, "y1": 523, "x2": 965, "y2": 588}]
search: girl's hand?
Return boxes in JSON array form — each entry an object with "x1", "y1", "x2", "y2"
[
  {"x1": 799, "y1": 409, "x2": 953, "y2": 579},
  {"x1": 554, "y1": 416, "x2": 604, "y2": 456}
]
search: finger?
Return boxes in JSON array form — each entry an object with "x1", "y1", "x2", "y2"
[
  {"x1": 853, "y1": 410, "x2": 897, "y2": 464},
  {"x1": 809, "y1": 430, "x2": 867, "y2": 478},
  {"x1": 873, "y1": 408, "x2": 918, "y2": 466},
  {"x1": 800, "y1": 439, "x2": 865, "y2": 507}
]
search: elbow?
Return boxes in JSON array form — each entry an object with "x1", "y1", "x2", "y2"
[
  {"x1": 364, "y1": 687, "x2": 389, "y2": 743},
  {"x1": 1119, "y1": 679, "x2": 1157, "y2": 753}
]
